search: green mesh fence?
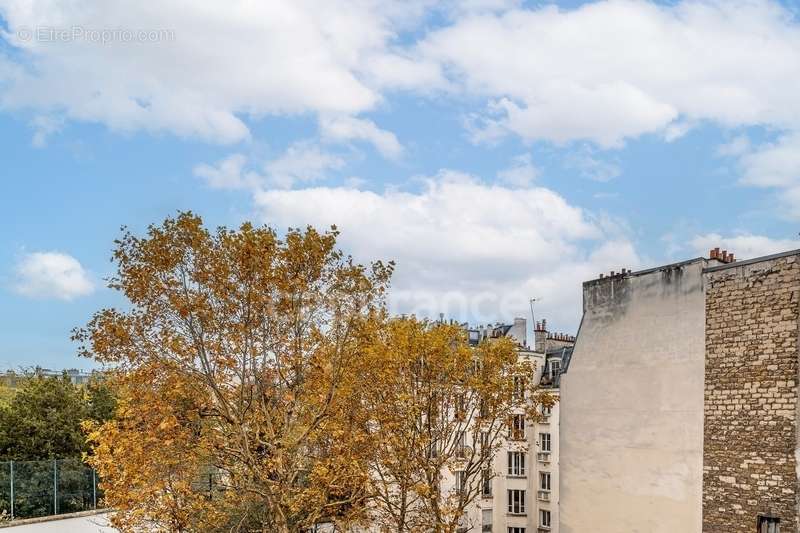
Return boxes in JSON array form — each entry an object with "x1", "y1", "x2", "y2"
[{"x1": 0, "y1": 459, "x2": 100, "y2": 520}]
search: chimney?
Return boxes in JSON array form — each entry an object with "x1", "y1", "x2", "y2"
[
  {"x1": 511, "y1": 317, "x2": 527, "y2": 348},
  {"x1": 534, "y1": 318, "x2": 548, "y2": 352},
  {"x1": 710, "y1": 247, "x2": 736, "y2": 264}
]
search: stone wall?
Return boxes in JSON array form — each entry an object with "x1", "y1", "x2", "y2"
[{"x1": 703, "y1": 254, "x2": 800, "y2": 532}]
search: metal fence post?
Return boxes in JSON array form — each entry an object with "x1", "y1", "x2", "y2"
[
  {"x1": 53, "y1": 459, "x2": 58, "y2": 515},
  {"x1": 9, "y1": 461, "x2": 13, "y2": 520}
]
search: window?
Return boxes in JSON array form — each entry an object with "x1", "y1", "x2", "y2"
[
  {"x1": 758, "y1": 515, "x2": 780, "y2": 533},
  {"x1": 508, "y1": 528, "x2": 526, "y2": 533},
  {"x1": 507, "y1": 451, "x2": 526, "y2": 476},
  {"x1": 456, "y1": 431, "x2": 467, "y2": 458},
  {"x1": 539, "y1": 432, "x2": 551, "y2": 452},
  {"x1": 507, "y1": 489, "x2": 526, "y2": 515},
  {"x1": 481, "y1": 469, "x2": 492, "y2": 497},
  {"x1": 540, "y1": 510, "x2": 551, "y2": 528},
  {"x1": 513, "y1": 376, "x2": 526, "y2": 401},
  {"x1": 482, "y1": 508, "x2": 493, "y2": 526},
  {"x1": 455, "y1": 471, "x2": 466, "y2": 494},
  {"x1": 540, "y1": 472, "x2": 551, "y2": 491},
  {"x1": 509, "y1": 414, "x2": 525, "y2": 440},
  {"x1": 472, "y1": 357, "x2": 482, "y2": 374},
  {"x1": 427, "y1": 439, "x2": 439, "y2": 459},
  {"x1": 550, "y1": 360, "x2": 561, "y2": 377},
  {"x1": 429, "y1": 391, "x2": 441, "y2": 423},
  {"x1": 455, "y1": 393, "x2": 466, "y2": 420},
  {"x1": 541, "y1": 405, "x2": 552, "y2": 418}
]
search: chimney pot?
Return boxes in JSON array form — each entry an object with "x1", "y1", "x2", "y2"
[{"x1": 729, "y1": 253, "x2": 735, "y2": 262}]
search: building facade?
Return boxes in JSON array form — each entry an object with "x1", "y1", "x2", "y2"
[
  {"x1": 560, "y1": 248, "x2": 800, "y2": 533},
  {"x1": 0, "y1": 367, "x2": 95, "y2": 387},
  {"x1": 464, "y1": 319, "x2": 574, "y2": 533}
]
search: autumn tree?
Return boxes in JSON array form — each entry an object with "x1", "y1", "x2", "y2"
[
  {"x1": 361, "y1": 318, "x2": 552, "y2": 533},
  {"x1": 75, "y1": 212, "x2": 392, "y2": 532}
]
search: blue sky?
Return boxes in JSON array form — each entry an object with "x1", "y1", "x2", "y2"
[{"x1": 2, "y1": 0, "x2": 800, "y2": 369}]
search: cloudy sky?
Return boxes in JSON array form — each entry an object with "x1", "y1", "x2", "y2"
[{"x1": 2, "y1": 0, "x2": 800, "y2": 368}]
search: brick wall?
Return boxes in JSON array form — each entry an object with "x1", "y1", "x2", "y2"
[{"x1": 703, "y1": 255, "x2": 800, "y2": 532}]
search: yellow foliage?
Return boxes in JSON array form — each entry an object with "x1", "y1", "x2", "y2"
[
  {"x1": 74, "y1": 212, "x2": 550, "y2": 532},
  {"x1": 75, "y1": 213, "x2": 392, "y2": 532}
]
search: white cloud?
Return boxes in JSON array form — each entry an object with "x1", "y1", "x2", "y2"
[
  {"x1": 416, "y1": 0, "x2": 800, "y2": 146},
  {"x1": 717, "y1": 135, "x2": 751, "y2": 157},
  {"x1": 565, "y1": 146, "x2": 621, "y2": 182},
  {"x1": 0, "y1": 0, "x2": 429, "y2": 143},
  {"x1": 739, "y1": 133, "x2": 800, "y2": 189},
  {"x1": 195, "y1": 142, "x2": 345, "y2": 190},
  {"x1": 3, "y1": 0, "x2": 800, "y2": 160},
  {"x1": 265, "y1": 142, "x2": 345, "y2": 189},
  {"x1": 193, "y1": 153, "x2": 253, "y2": 190},
  {"x1": 30, "y1": 114, "x2": 63, "y2": 148},
  {"x1": 254, "y1": 171, "x2": 641, "y2": 330},
  {"x1": 319, "y1": 115, "x2": 403, "y2": 159},
  {"x1": 4, "y1": 0, "x2": 800, "y2": 152},
  {"x1": 497, "y1": 153, "x2": 539, "y2": 187},
  {"x1": 663, "y1": 120, "x2": 693, "y2": 143},
  {"x1": 690, "y1": 233, "x2": 800, "y2": 260},
  {"x1": 719, "y1": 133, "x2": 800, "y2": 218},
  {"x1": 14, "y1": 251, "x2": 95, "y2": 300}
]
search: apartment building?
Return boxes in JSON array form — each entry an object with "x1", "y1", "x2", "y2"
[
  {"x1": 560, "y1": 248, "x2": 800, "y2": 533},
  {"x1": 0, "y1": 367, "x2": 95, "y2": 387},
  {"x1": 462, "y1": 318, "x2": 574, "y2": 533}
]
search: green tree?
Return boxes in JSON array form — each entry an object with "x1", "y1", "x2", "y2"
[
  {"x1": 85, "y1": 379, "x2": 117, "y2": 425},
  {"x1": 0, "y1": 375, "x2": 116, "y2": 519},
  {"x1": 0, "y1": 375, "x2": 87, "y2": 461},
  {"x1": 0, "y1": 374, "x2": 115, "y2": 461}
]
